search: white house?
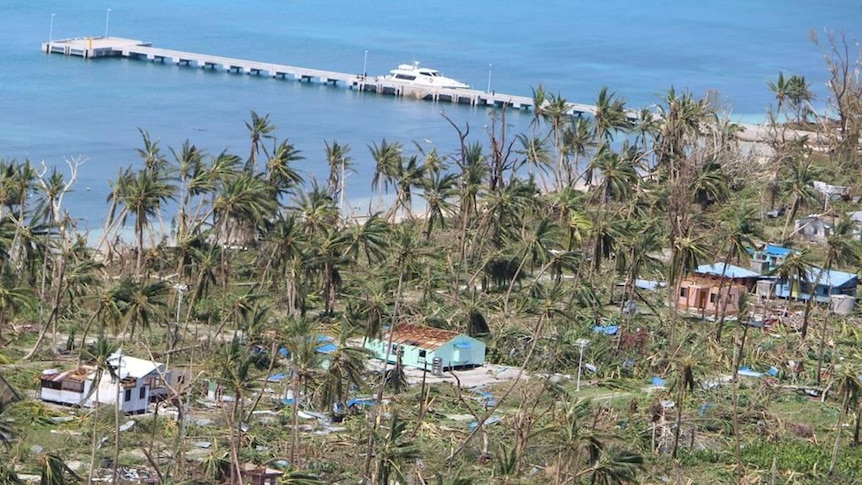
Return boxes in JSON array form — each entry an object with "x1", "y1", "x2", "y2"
[
  {"x1": 793, "y1": 214, "x2": 832, "y2": 242},
  {"x1": 39, "y1": 351, "x2": 170, "y2": 415}
]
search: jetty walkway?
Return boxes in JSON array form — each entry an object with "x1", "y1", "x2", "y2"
[{"x1": 41, "y1": 36, "x2": 602, "y2": 116}]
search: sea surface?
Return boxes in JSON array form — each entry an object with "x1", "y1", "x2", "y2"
[{"x1": 0, "y1": 0, "x2": 859, "y2": 235}]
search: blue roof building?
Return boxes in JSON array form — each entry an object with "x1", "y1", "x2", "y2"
[
  {"x1": 750, "y1": 244, "x2": 793, "y2": 273},
  {"x1": 774, "y1": 267, "x2": 858, "y2": 303}
]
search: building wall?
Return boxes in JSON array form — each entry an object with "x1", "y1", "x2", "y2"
[
  {"x1": 438, "y1": 337, "x2": 486, "y2": 369},
  {"x1": 88, "y1": 378, "x2": 150, "y2": 414},
  {"x1": 40, "y1": 380, "x2": 92, "y2": 406},
  {"x1": 677, "y1": 280, "x2": 742, "y2": 315},
  {"x1": 775, "y1": 280, "x2": 858, "y2": 303}
]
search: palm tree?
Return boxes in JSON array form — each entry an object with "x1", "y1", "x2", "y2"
[
  {"x1": 212, "y1": 170, "x2": 277, "y2": 318},
  {"x1": 585, "y1": 447, "x2": 644, "y2": 485},
  {"x1": 311, "y1": 228, "x2": 350, "y2": 315},
  {"x1": 560, "y1": 116, "x2": 594, "y2": 187},
  {"x1": 669, "y1": 232, "x2": 708, "y2": 320},
  {"x1": 114, "y1": 167, "x2": 176, "y2": 278},
  {"x1": 816, "y1": 215, "x2": 861, "y2": 381},
  {"x1": 282, "y1": 317, "x2": 322, "y2": 466},
  {"x1": 390, "y1": 154, "x2": 426, "y2": 222},
  {"x1": 365, "y1": 225, "x2": 429, "y2": 477},
  {"x1": 244, "y1": 110, "x2": 277, "y2": 172},
  {"x1": 615, "y1": 219, "x2": 663, "y2": 326},
  {"x1": 374, "y1": 413, "x2": 420, "y2": 485},
  {"x1": 588, "y1": 86, "x2": 631, "y2": 184},
  {"x1": 117, "y1": 278, "x2": 170, "y2": 340},
  {"x1": 318, "y1": 320, "x2": 371, "y2": 417},
  {"x1": 0, "y1": 267, "x2": 30, "y2": 344},
  {"x1": 772, "y1": 249, "x2": 815, "y2": 338},
  {"x1": 342, "y1": 212, "x2": 390, "y2": 266},
  {"x1": 38, "y1": 453, "x2": 81, "y2": 485},
  {"x1": 714, "y1": 203, "x2": 762, "y2": 341},
  {"x1": 553, "y1": 397, "x2": 602, "y2": 481},
  {"x1": 529, "y1": 84, "x2": 548, "y2": 133},
  {"x1": 419, "y1": 171, "x2": 456, "y2": 239},
  {"x1": 503, "y1": 218, "x2": 560, "y2": 310},
  {"x1": 81, "y1": 336, "x2": 117, "y2": 485},
  {"x1": 541, "y1": 91, "x2": 571, "y2": 190},
  {"x1": 169, "y1": 139, "x2": 206, "y2": 241},
  {"x1": 786, "y1": 74, "x2": 815, "y2": 125},
  {"x1": 829, "y1": 362, "x2": 862, "y2": 476},
  {"x1": 370, "y1": 139, "x2": 403, "y2": 211},
  {"x1": 514, "y1": 134, "x2": 552, "y2": 190},
  {"x1": 214, "y1": 338, "x2": 258, "y2": 485},
  {"x1": 0, "y1": 396, "x2": 21, "y2": 483},
  {"x1": 454, "y1": 141, "x2": 488, "y2": 264},
  {"x1": 768, "y1": 71, "x2": 791, "y2": 119},
  {"x1": 258, "y1": 214, "x2": 307, "y2": 315},
  {"x1": 780, "y1": 157, "x2": 820, "y2": 240},
  {"x1": 587, "y1": 144, "x2": 640, "y2": 205},
  {"x1": 265, "y1": 138, "x2": 305, "y2": 201},
  {"x1": 691, "y1": 160, "x2": 729, "y2": 210},
  {"x1": 324, "y1": 140, "x2": 353, "y2": 212}
]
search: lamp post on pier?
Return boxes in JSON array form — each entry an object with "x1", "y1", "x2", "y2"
[
  {"x1": 49, "y1": 13, "x2": 56, "y2": 42},
  {"x1": 363, "y1": 50, "x2": 368, "y2": 78},
  {"x1": 487, "y1": 63, "x2": 492, "y2": 94},
  {"x1": 105, "y1": 8, "x2": 111, "y2": 38}
]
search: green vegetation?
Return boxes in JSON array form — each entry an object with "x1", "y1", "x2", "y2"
[{"x1": 0, "y1": 30, "x2": 860, "y2": 485}]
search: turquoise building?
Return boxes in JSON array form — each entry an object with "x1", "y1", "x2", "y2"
[{"x1": 365, "y1": 324, "x2": 486, "y2": 371}]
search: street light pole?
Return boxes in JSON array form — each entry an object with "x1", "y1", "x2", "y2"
[
  {"x1": 363, "y1": 50, "x2": 368, "y2": 78},
  {"x1": 575, "y1": 338, "x2": 590, "y2": 391},
  {"x1": 49, "y1": 13, "x2": 56, "y2": 42},
  {"x1": 105, "y1": 8, "x2": 111, "y2": 38},
  {"x1": 487, "y1": 63, "x2": 492, "y2": 94},
  {"x1": 172, "y1": 283, "x2": 187, "y2": 346}
]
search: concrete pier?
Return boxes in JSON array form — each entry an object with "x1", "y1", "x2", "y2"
[{"x1": 41, "y1": 37, "x2": 603, "y2": 116}]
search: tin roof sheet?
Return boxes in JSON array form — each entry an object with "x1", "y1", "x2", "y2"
[{"x1": 387, "y1": 324, "x2": 463, "y2": 350}]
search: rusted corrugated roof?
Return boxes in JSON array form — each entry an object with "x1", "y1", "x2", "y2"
[
  {"x1": 387, "y1": 324, "x2": 462, "y2": 350},
  {"x1": 40, "y1": 367, "x2": 91, "y2": 383}
]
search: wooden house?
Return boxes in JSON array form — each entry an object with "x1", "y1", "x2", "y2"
[{"x1": 365, "y1": 324, "x2": 486, "y2": 371}]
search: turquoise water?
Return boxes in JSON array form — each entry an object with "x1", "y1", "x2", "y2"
[{"x1": 0, "y1": 0, "x2": 859, "y2": 230}]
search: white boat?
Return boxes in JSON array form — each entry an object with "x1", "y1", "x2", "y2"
[{"x1": 385, "y1": 61, "x2": 470, "y2": 89}]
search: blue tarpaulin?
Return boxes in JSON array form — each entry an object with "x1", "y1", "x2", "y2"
[
  {"x1": 347, "y1": 398, "x2": 377, "y2": 408},
  {"x1": 737, "y1": 366, "x2": 763, "y2": 378},
  {"x1": 317, "y1": 343, "x2": 337, "y2": 354},
  {"x1": 469, "y1": 415, "x2": 501, "y2": 431},
  {"x1": 593, "y1": 325, "x2": 619, "y2": 335},
  {"x1": 652, "y1": 377, "x2": 667, "y2": 387}
]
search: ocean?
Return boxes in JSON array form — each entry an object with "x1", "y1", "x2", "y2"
[{"x1": 0, "y1": 0, "x2": 859, "y2": 235}]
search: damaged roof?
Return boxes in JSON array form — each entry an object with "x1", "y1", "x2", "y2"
[{"x1": 386, "y1": 324, "x2": 464, "y2": 350}]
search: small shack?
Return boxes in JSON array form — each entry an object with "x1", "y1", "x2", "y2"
[{"x1": 365, "y1": 324, "x2": 486, "y2": 371}]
